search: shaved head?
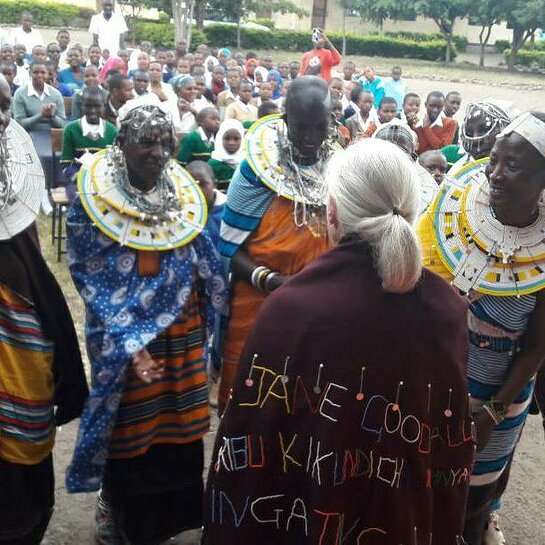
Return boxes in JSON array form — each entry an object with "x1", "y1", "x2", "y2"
[{"x1": 284, "y1": 76, "x2": 331, "y2": 165}]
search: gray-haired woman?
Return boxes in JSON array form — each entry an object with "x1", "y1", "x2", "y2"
[{"x1": 203, "y1": 139, "x2": 474, "y2": 545}]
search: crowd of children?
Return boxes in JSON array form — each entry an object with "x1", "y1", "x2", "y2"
[{"x1": 0, "y1": 25, "x2": 466, "y2": 199}]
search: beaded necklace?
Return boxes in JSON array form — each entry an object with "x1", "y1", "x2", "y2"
[
  {"x1": 109, "y1": 145, "x2": 183, "y2": 222},
  {"x1": 0, "y1": 132, "x2": 13, "y2": 212}
]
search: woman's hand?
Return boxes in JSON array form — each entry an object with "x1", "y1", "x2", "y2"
[
  {"x1": 406, "y1": 111, "x2": 419, "y2": 128},
  {"x1": 132, "y1": 348, "x2": 165, "y2": 383},
  {"x1": 152, "y1": 85, "x2": 168, "y2": 102},
  {"x1": 473, "y1": 409, "x2": 496, "y2": 452},
  {"x1": 178, "y1": 99, "x2": 196, "y2": 116},
  {"x1": 41, "y1": 104, "x2": 54, "y2": 118}
]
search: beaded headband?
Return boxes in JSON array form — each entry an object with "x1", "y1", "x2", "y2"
[{"x1": 497, "y1": 112, "x2": 545, "y2": 158}]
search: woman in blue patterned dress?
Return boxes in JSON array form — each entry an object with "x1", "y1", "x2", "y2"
[{"x1": 419, "y1": 111, "x2": 545, "y2": 545}]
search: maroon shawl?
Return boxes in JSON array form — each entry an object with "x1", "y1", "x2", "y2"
[{"x1": 204, "y1": 240, "x2": 473, "y2": 545}]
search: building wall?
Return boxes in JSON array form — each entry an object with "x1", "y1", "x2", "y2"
[{"x1": 273, "y1": 1, "x2": 513, "y2": 44}]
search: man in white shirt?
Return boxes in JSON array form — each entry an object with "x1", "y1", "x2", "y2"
[
  {"x1": 10, "y1": 13, "x2": 44, "y2": 52},
  {"x1": 89, "y1": 0, "x2": 128, "y2": 59},
  {"x1": 13, "y1": 44, "x2": 30, "y2": 87},
  {"x1": 0, "y1": 27, "x2": 8, "y2": 48}
]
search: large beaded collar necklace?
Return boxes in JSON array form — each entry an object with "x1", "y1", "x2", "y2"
[
  {"x1": 429, "y1": 159, "x2": 545, "y2": 296},
  {"x1": 245, "y1": 114, "x2": 340, "y2": 237},
  {"x1": 78, "y1": 148, "x2": 208, "y2": 251}
]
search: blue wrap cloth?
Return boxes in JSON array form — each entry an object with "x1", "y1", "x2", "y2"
[{"x1": 65, "y1": 198, "x2": 228, "y2": 493}]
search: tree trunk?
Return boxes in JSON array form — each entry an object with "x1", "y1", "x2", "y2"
[
  {"x1": 186, "y1": 0, "x2": 194, "y2": 49},
  {"x1": 342, "y1": 11, "x2": 346, "y2": 56},
  {"x1": 195, "y1": 0, "x2": 205, "y2": 30},
  {"x1": 508, "y1": 26, "x2": 528, "y2": 71},
  {"x1": 171, "y1": 0, "x2": 194, "y2": 45},
  {"x1": 237, "y1": 19, "x2": 241, "y2": 49},
  {"x1": 479, "y1": 24, "x2": 493, "y2": 68},
  {"x1": 436, "y1": 18, "x2": 454, "y2": 63},
  {"x1": 172, "y1": 0, "x2": 184, "y2": 43},
  {"x1": 445, "y1": 33, "x2": 452, "y2": 63}
]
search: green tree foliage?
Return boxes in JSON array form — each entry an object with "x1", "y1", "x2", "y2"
[
  {"x1": 412, "y1": 0, "x2": 472, "y2": 62},
  {"x1": 505, "y1": 0, "x2": 545, "y2": 70},
  {"x1": 210, "y1": 0, "x2": 307, "y2": 47},
  {"x1": 0, "y1": 0, "x2": 94, "y2": 27},
  {"x1": 356, "y1": 0, "x2": 471, "y2": 62},
  {"x1": 468, "y1": 0, "x2": 510, "y2": 67}
]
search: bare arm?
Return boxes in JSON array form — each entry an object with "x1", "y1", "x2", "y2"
[
  {"x1": 231, "y1": 248, "x2": 288, "y2": 292},
  {"x1": 495, "y1": 291, "x2": 545, "y2": 406},
  {"x1": 475, "y1": 290, "x2": 545, "y2": 450}
]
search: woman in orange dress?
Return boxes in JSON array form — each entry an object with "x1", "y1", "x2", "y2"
[{"x1": 217, "y1": 76, "x2": 338, "y2": 412}]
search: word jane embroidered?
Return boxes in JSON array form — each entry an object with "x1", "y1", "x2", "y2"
[{"x1": 209, "y1": 356, "x2": 473, "y2": 544}]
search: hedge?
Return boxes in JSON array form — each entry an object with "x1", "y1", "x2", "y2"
[
  {"x1": 496, "y1": 38, "x2": 545, "y2": 56},
  {"x1": 495, "y1": 39, "x2": 511, "y2": 53},
  {"x1": 134, "y1": 22, "x2": 207, "y2": 48},
  {"x1": 0, "y1": 0, "x2": 93, "y2": 28},
  {"x1": 384, "y1": 31, "x2": 467, "y2": 52},
  {"x1": 503, "y1": 48, "x2": 545, "y2": 69},
  {"x1": 135, "y1": 22, "x2": 454, "y2": 61}
]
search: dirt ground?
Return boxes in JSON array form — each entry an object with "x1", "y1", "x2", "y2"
[{"x1": 40, "y1": 76, "x2": 545, "y2": 545}]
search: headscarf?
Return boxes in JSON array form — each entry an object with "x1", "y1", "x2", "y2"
[
  {"x1": 374, "y1": 123, "x2": 416, "y2": 157},
  {"x1": 99, "y1": 55, "x2": 128, "y2": 85},
  {"x1": 245, "y1": 58, "x2": 257, "y2": 79},
  {"x1": 217, "y1": 47, "x2": 231, "y2": 62},
  {"x1": 204, "y1": 55, "x2": 219, "y2": 88},
  {"x1": 171, "y1": 73, "x2": 194, "y2": 94},
  {"x1": 497, "y1": 111, "x2": 545, "y2": 158},
  {"x1": 204, "y1": 55, "x2": 219, "y2": 74},
  {"x1": 253, "y1": 66, "x2": 268, "y2": 84},
  {"x1": 211, "y1": 119, "x2": 245, "y2": 165},
  {"x1": 266, "y1": 69, "x2": 283, "y2": 100}
]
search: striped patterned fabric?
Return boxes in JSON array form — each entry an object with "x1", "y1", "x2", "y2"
[
  {"x1": 218, "y1": 160, "x2": 275, "y2": 270},
  {"x1": 0, "y1": 284, "x2": 55, "y2": 464},
  {"x1": 109, "y1": 286, "x2": 209, "y2": 459},
  {"x1": 468, "y1": 294, "x2": 537, "y2": 486}
]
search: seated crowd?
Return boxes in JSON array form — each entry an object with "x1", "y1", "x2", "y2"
[
  {"x1": 1, "y1": 30, "x2": 464, "y2": 194},
  {"x1": 2, "y1": 14, "x2": 545, "y2": 545}
]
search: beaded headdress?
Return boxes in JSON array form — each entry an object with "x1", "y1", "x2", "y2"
[
  {"x1": 0, "y1": 120, "x2": 44, "y2": 240},
  {"x1": 461, "y1": 99, "x2": 518, "y2": 158},
  {"x1": 78, "y1": 106, "x2": 207, "y2": 251},
  {"x1": 428, "y1": 158, "x2": 545, "y2": 296}
]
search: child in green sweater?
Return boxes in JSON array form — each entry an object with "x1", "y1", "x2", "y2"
[
  {"x1": 61, "y1": 86, "x2": 118, "y2": 196},
  {"x1": 177, "y1": 107, "x2": 220, "y2": 166},
  {"x1": 207, "y1": 118, "x2": 245, "y2": 191}
]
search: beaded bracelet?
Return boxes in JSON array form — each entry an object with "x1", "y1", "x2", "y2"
[
  {"x1": 251, "y1": 266, "x2": 269, "y2": 289},
  {"x1": 264, "y1": 272, "x2": 280, "y2": 293},
  {"x1": 482, "y1": 400, "x2": 507, "y2": 425},
  {"x1": 251, "y1": 266, "x2": 273, "y2": 290},
  {"x1": 256, "y1": 268, "x2": 271, "y2": 291}
]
